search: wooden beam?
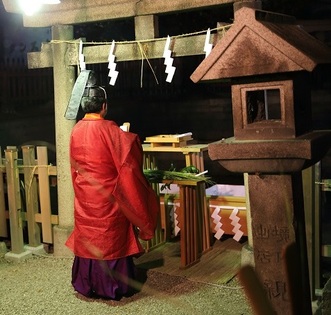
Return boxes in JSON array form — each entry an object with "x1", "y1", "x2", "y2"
[
  {"x1": 136, "y1": 0, "x2": 235, "y2": 15},
  {"x1": 80, "y1": 34, "x2": 215, "y2": 64},
  {"x1": 28, "y1": 43, "x2": 54, "y2": 69},
  {"x1": 2, "y1": 0, "x2": 235, "y2": 27},
  {"x1": 19, "y1": 212, "x2": 59, "y2": 225},
  {"x1": 135, "y1": 15, "x2": 159, "y2": 40},
  {"x1": 27, "y1": 31, "x2": 226, "y2": 68}
]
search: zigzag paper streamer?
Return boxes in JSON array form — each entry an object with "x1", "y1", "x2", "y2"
[
  {"x1": 229, "y1": 207, "x2": 244, "y2": 242},
  {"x1": 211, "y1": 206, "x2": 224, "y2": 240},
  {"x1": 163, "y1": 36, "x2": 176, "y2": 83},
  {"x1": 173, "y1": 202, "x2": 180, "y2": 236},
  {"x1": 174, "y1": 211, "x2": 180, "y2": 236},
  {"x1": 169, "y1": 203, "x2": 175, "y2": 235},
  {"x1": 78, "y1": 40, "x2": 86, "y2": 71},
  {"x1": 168, "y1": 201, "x2": 180, "y2": 236},
  {"x1": 204, "y1": 28, "x2": 213, "y2": 58},
  {"x1": 108, "y1": 40, "x2": 119, "y2": 86}
]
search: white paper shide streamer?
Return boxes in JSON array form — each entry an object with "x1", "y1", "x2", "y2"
[
  {"x1": 108, "y1": 40, "x2": 119, "y2": 86},
  {"x1": 168, "y1": 202, "x2": 180, "y2": 236},
  {"x1": 79, "y1": 40, "x2": 86, "y2": 71},
  {"x1": 230, "y1": 207, "x2": 244, "y2": 242},
  {"x1": 210, "y1": 205, "x2": 245, "y2": 241},
  {"x1": 163, "y1": 36, "x2": 176, "y2": 83},
  {"x1": 211, "y1": 206, "x2": 224, "y2": 240},
  {"x1": 204, "y1": 28, "x2": 213, "y2": 58}
]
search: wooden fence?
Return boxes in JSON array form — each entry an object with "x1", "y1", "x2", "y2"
[
  {"x1": 0, "y1": 146, "x2": 58, "y2": 255},
  {"x1": 0, "y1": 144, "x2": 248, "y2": 259}
]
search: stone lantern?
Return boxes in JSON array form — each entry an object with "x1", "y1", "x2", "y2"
[{"x1": 191, "y1": 6, "x2": 331, "y2": 315}]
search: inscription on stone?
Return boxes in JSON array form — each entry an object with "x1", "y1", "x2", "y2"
[
  {"x1": 264, "y1": 280, "x2": 288, "y2": 302},
  {"x1": 256, "y1": 248, "x2": 281, "y2": 264},
  {"x1": 253, "y1": 224, "x2": 290, "y2": 242}
]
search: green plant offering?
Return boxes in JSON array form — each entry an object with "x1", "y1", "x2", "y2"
[{"x1": 143, "y1": 168, "x2": 215, "y2": 188}]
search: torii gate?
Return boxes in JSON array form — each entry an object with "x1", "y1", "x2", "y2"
[{"x1": 3, "y1": 0, "x2": 262, "y2": 256}]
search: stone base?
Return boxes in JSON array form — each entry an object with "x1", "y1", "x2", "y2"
[
  {"x1": 0, "y1": 242, "x2": 8, "y2": 258},
  {"x1": 24, "y1": 244, "x2": 46, "y2": 255},
  {"x1": 241, "y1": 243, "x2": 255, "y2": 267},
  {"x1": 321, "y1": 277, "x2": 331, "y2": 314},
  {"x1": 311, "y1": 300, "x2": 320, "y2": 315},
  {"x1": 5, "y1": 250, "x2": 32, "y2": 262},
  {"x1": 53, "y1": 225, "x2": 74, "y2": 258}
]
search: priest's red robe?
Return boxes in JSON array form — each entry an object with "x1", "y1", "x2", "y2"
[{"x1": 65, "y1": 115, "x2": 159, "y2": 260}]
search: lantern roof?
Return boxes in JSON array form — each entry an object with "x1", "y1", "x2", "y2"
[{"x1": 191, "y1": 7, "x2": 331, "y2": 82}]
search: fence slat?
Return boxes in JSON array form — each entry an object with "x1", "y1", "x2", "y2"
[
  {"x1": 5, "y1": 149, "x2": 24, "y2": 254},
  {"x1": 37, "y1": 147, "x2": 53, "y2": 244},
  {"x1": 22, "y1": 145, "x2": 41, "y2": 247},
  {"x1": 0, "y1": 147, "x2": 8, "y2": 237},
  {"x1": 1, "y1": 145, "x2": 59, "y2": 248}
]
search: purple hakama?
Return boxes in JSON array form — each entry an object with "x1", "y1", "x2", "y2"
[{"x1": 71, "y1": 256, "x2": 136, "y2": 300}]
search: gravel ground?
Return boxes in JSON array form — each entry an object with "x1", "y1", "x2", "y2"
[{"x1": 0, "y1": 253, "x2": 253, "y2": 315}]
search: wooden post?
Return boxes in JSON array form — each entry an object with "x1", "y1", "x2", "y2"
[
  {"x1": 197, "y1": 181, "x2": 211, "y2": 252},
  {"x1": 141, "y1": 152, "x2": 164, "y2": 251},
  {"x1": 37, "y1": 146, "x2": 53, "y2": 244},
  {"x1": 184, "y1": 154, "x2": 192, "y2": 168},
  {"x1": 5, "y1": 149, "x2": 24, "y2": 254},
  {"x1": 175, "y1": 179, "x2": 207, "y2": 268},
  {"x1": 134, "y1": 15, "x2": 159, "y2": 40},
  {"x1": 142, "y1": 153, "x2": 163, "y2": 251},
  {"x1": 0, "y1": 147, "x2": 8, "y2": 238},
  {"x1": 22, "y1": 145, "x2": 41, "y2": 247}
]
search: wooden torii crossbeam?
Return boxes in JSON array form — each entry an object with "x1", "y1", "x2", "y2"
[
  {"x1": 2, "y1": 0, "x2": 235, "y2": 27},
  {"x1": 4, "y1": 0, "x2": 235, "y2": 70},
  {"x1": 26, "y1": 29, "x2": 229, "y2": 69}
]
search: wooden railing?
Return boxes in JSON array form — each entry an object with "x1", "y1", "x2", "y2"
[
  {"x1": 0, "y1": 146, "x2": 58, "y2": 255},
  {"x1": 0, "y1": 144, "x2": 247, "y2": 259}
]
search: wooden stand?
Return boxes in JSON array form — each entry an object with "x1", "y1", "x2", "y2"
[
  {"x1": 164, "y1": 179, "x2": 211, "y2": 269},
  {"x1": 143, "y1": 143, "x2": 208, "y2": 172},
  {"x1": 142, "y1": 135, "x2": 211, "y2": 268}
]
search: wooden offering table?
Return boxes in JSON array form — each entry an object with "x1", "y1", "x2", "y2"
[
  {"x1": 142, "y1": 143, "x2": 208, "y2": 172},
  {"x1": 143, "y1": 133, "x2": 208, "y2": 171},
  {"x1": 163, "y1": 179, "x2": 211, "y2": 269},
  {"x1": 142, "y1": 134, "x2": 211, "y2": 268}
]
